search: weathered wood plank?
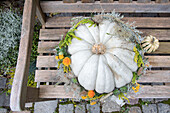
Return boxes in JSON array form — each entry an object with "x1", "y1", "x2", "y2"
[
  {"x1": 35, "y1": 70, "x2": 64, "y2": 82},
  {"x1": 128, "y1": 86, "x2": 170, "y2": 98},
  {"x1": 119, "y1": 0, "x2": 131, "y2": 3},
  {"x1": 147, "y1": 56, "x2": 170, "y2": 67},
  {"x1": 39, "y1": 85, "x2": 74, "y2": 98},
  {"x1": 10, "y1": 0, "x2": 36, "y2": 111},
  {"x1": 81, "y1": 0, "x2": 95, "y2": 3},
  {"x1": 36, "y1": 0, "x2": 46, "y2": 26},
  {"x1": 39, "y1": 85, "x2": 170, "y2": 98},
  {"x1": 40, "y1": 29, "x2": 68, "y2": 40},
  {"x1": 140, "y1": 29, "x2": 170, "y2": 41},
  {"x1": 156, "y1": 0, "x2": 169, "y2": 3},
  {"x1": 137, "y1": 70, "x2": 170, "y2": 83},
  {"x1": 45, "y1": 17, "x2": 170, "y2": 28},
  {"x1": 40, "y1": 29, "x2": 170, "y2": 41},
  {"x1": 152, "y1": 42, "x2": 170, "y2": 54},
  {"x1": 100, "y1": 0, "x2": 114, "y2": 3},
  {"x1": 35, "y1": 70, "x2": 170, "y2": 83},
  {"x1": 37, "y1": 56, "x2": 170, "y2": 67},
  {"x1": 137, "y1": 0, "x2": 151, "y2": 3},
  {"x1": 40, "y1": 1, "x2": 170, "y2": 13},
  {"x1": 38, "y1": 41, "x2": 170, "y2": 54},
  {"x1": 26, "y1": 87, "x2": 54, "y2": 103},
  {"x1": 63, "y1": 0, "x2": 77, "y2": 3},
  {"x1": 38, "y1": 41, "x2": 59, "y2": 53}
]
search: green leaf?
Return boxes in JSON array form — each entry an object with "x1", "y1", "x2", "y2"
[
  {"x1": 132, "y1": 72, "x2": 137, "y2": 84},
  {"x1": 113, "y1": 89, "x2": 120, "y2": 95},
  {"x1": 120, "y1": 86, "x2": 128, "y2": 93},
  {"x1": 106, "y1": 33, "x2": 112, "y2": 35},
  {"x1": 71, "y1": 78, "x2": 78, "y2": 83}
]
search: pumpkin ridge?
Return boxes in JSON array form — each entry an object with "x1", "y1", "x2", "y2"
[
  {"x1": 105, "y1": 52, "x2": 131, "y2": 83},
  {"x1": 99, "y1": 20, "x2": 111, "y2": 43},
  {"x1": 74, "y1": 25, "x2": 95, "y2": 45},
  {"x1": 84, "y1": 24, "x2": 96, "y2": 44},
  {"x1": 103, "y1": 54, "x2": 120, "y2": 81},
  {"x1": 103, "y1": 56, "x2": 115, "y2": 92},
  {"x1": 103, "y1": 22, "x2": 117, "y2": 44},
  {"x1": 103, "y1": 53, "x2": 125, "y2": 88},
  {"x1": 94, "y1": 55, "x2": 101, "y2": 92},
  {"x1": 85, "y1": 23, "x2": 100, "y2": 43},
  {"x1": 78, "y1": 55, "x2": 99, "y2": 90},
  {"x1": 107, "y1": 51, "x2": 136, "y2": 72},
  {"x1": 71, "y1": 50, "x2": 93, "y2": 76},
  {"x1": 77, "y1": 52, "x2": 94, "y2": 76},
  {"x1": 107, "y1": 47, "x2": 134, "y2": 53}
]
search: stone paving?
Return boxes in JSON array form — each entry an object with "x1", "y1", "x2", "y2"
[{"x1": 0, "y1": 76, "x2": 170, "y2": 113}]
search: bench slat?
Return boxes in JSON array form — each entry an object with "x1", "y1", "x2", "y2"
[
  {"x1": 39, "y1": 29, "x2": 170, "y2": 41},
  {"x1": 100, "y1": 0, "x2": 114, "y2": 3},
  {"x1": 156, "y1": 0, "x2": 169, "y2": 3},
  {"x1": 128, "y1": 85, "x2": 170, "y2": 98},
  {"x1": 39, "y1": 85, "x2": 170, "y2": 98},
  {"x1": 38, "y1": 42, "x2": 59, "y2": 53},
  {"x1": 137, "y1": 70, "x2": 170, "y2": 83},
  {"x1": 119, "y1": 0, "x2": 131, "y2": 3},
  {"x1": 35, "y1": 70, "x2": 170, "y2": 83},
  {"x1": 40, "y1": 1, "x2": 170, "y2": 13},
  {"x1": 138, "y1": 0, "x2": 151, "y2": 3},
  {"x1": 40, "y1": 29, "x2": 68, "y2": 40},
  {"x1": 39, "y1": 85, "x2": 74, "y2": 98},
  {"x1": 45, "y1": 17, "x2": 170, "y2": 28},
  {"x1": 36, "y1": 56, "x2": 170, "y2": 67},
  {"x1": 38, "y1": 41, "x2": 170, "y2": 54},
  {"x1": 81, "y1": 0, "x2": 95, "y2": 3},
  {"x1": 63, "y1": 0, "x2": 77, "y2": 3}
]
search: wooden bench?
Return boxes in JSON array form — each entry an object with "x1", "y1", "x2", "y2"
[{"x1": 10, "y1": 0, "x2": 170, "y2": 111}]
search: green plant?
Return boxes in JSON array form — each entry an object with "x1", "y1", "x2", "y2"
[
  {"x1": 0, "y1": 8, "x2": 22, "y2": 75},
  {"x1": 120, "y1": 106, "x2": 129, "y2": 113},
  {"x1": 30, "y1": 22, "x2": 41, "y2": 62}
]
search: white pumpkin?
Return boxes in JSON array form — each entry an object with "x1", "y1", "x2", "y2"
[
  {"x1": 142, "y1": 35, "x2": 159, "y2": 53},
  {"x1": 68, "y1": 19, "x2": 138, "y2": 93}
]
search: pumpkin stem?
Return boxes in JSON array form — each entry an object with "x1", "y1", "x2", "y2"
[
  {"x1": 92, "y1": 43, "x2": 106, "y2": 54},
  {"x1": 151, "y1": 37, "x2": 155, "y2": 44}
]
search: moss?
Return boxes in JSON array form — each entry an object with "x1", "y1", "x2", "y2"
[{"x1": 162, "y1": 99, "x2": 170, "y2": 105}]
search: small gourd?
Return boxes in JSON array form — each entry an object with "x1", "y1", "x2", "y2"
[
  {"x1": 142, "y1": 35, "x2": 159, "y2": 53},
  {"x1": 68, "y1": 19, "x2": 138, "y2": 93}
]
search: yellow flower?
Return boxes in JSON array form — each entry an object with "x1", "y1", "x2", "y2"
[
  {"x1": 63, "y1": 57, "x2": 71, "y2": 66},
  {"x1": 136, "y1": 83, "x2": 140, "y2": 87},
  {"x1": 132, "y1": 83, "x2": 140, "y2": 93},
  {"x1": 59, "y1": 54, "x2": 64, "y2": 59},
  {"x1": 90, "y1": 101, "x2": 96, "y2": 105},
  {"x1": 74, "y1": 105, "x2": 76, "y2": 107},
  {"x1": 134, "y1": 89, "x2": 139, "y2": 93},
  {"x1": 134, "y1": 54, "x2": 138, "y2": 63},
  {"x1": 133, "y1": 46, "x2": 137, "y2": 52},
  {"x1": 132, "y1": 87, "x2": 136, "y2": 91},
  {"x1": 55, "y1": 56, "x2": 59, "y2": 60},
  {"x1": 136, "y1": 86, "x2": 140, "y2": 90},
  {"x1": 81, "y1": 96, "x2": 87, "y2": 100}
]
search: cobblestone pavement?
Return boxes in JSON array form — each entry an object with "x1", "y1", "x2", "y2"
[{"x1": 1, "y1": 76, "x2": 170, "y2": 113}]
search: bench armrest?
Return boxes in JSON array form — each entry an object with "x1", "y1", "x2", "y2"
[{"x1": 10, "y1": 0, "x2": 36, "y2": 111}]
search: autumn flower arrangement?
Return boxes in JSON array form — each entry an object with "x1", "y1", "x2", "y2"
[{"x1": 55, "y1": 11, "x2": 159, "y2": 106}]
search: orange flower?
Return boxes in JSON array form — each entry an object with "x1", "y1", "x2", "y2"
[
  {"x1": 81, "y1": 96, "x2": 87, "y2": 100},
  {"x1": 55, "y1": 56, "x2": 59, "y2": 60},
  {"x1": 63, "y1": 57, "x2": 71, "y2": 66},
  {"x1": 90, "y1": 101, "x2": 96, "y2": 105},
  {"x1": 59, "y1": 54, "x2": 64, "y2": 59},
  {"x1": 88, "y1": 90, "x2": 95, "y2": 98}
]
